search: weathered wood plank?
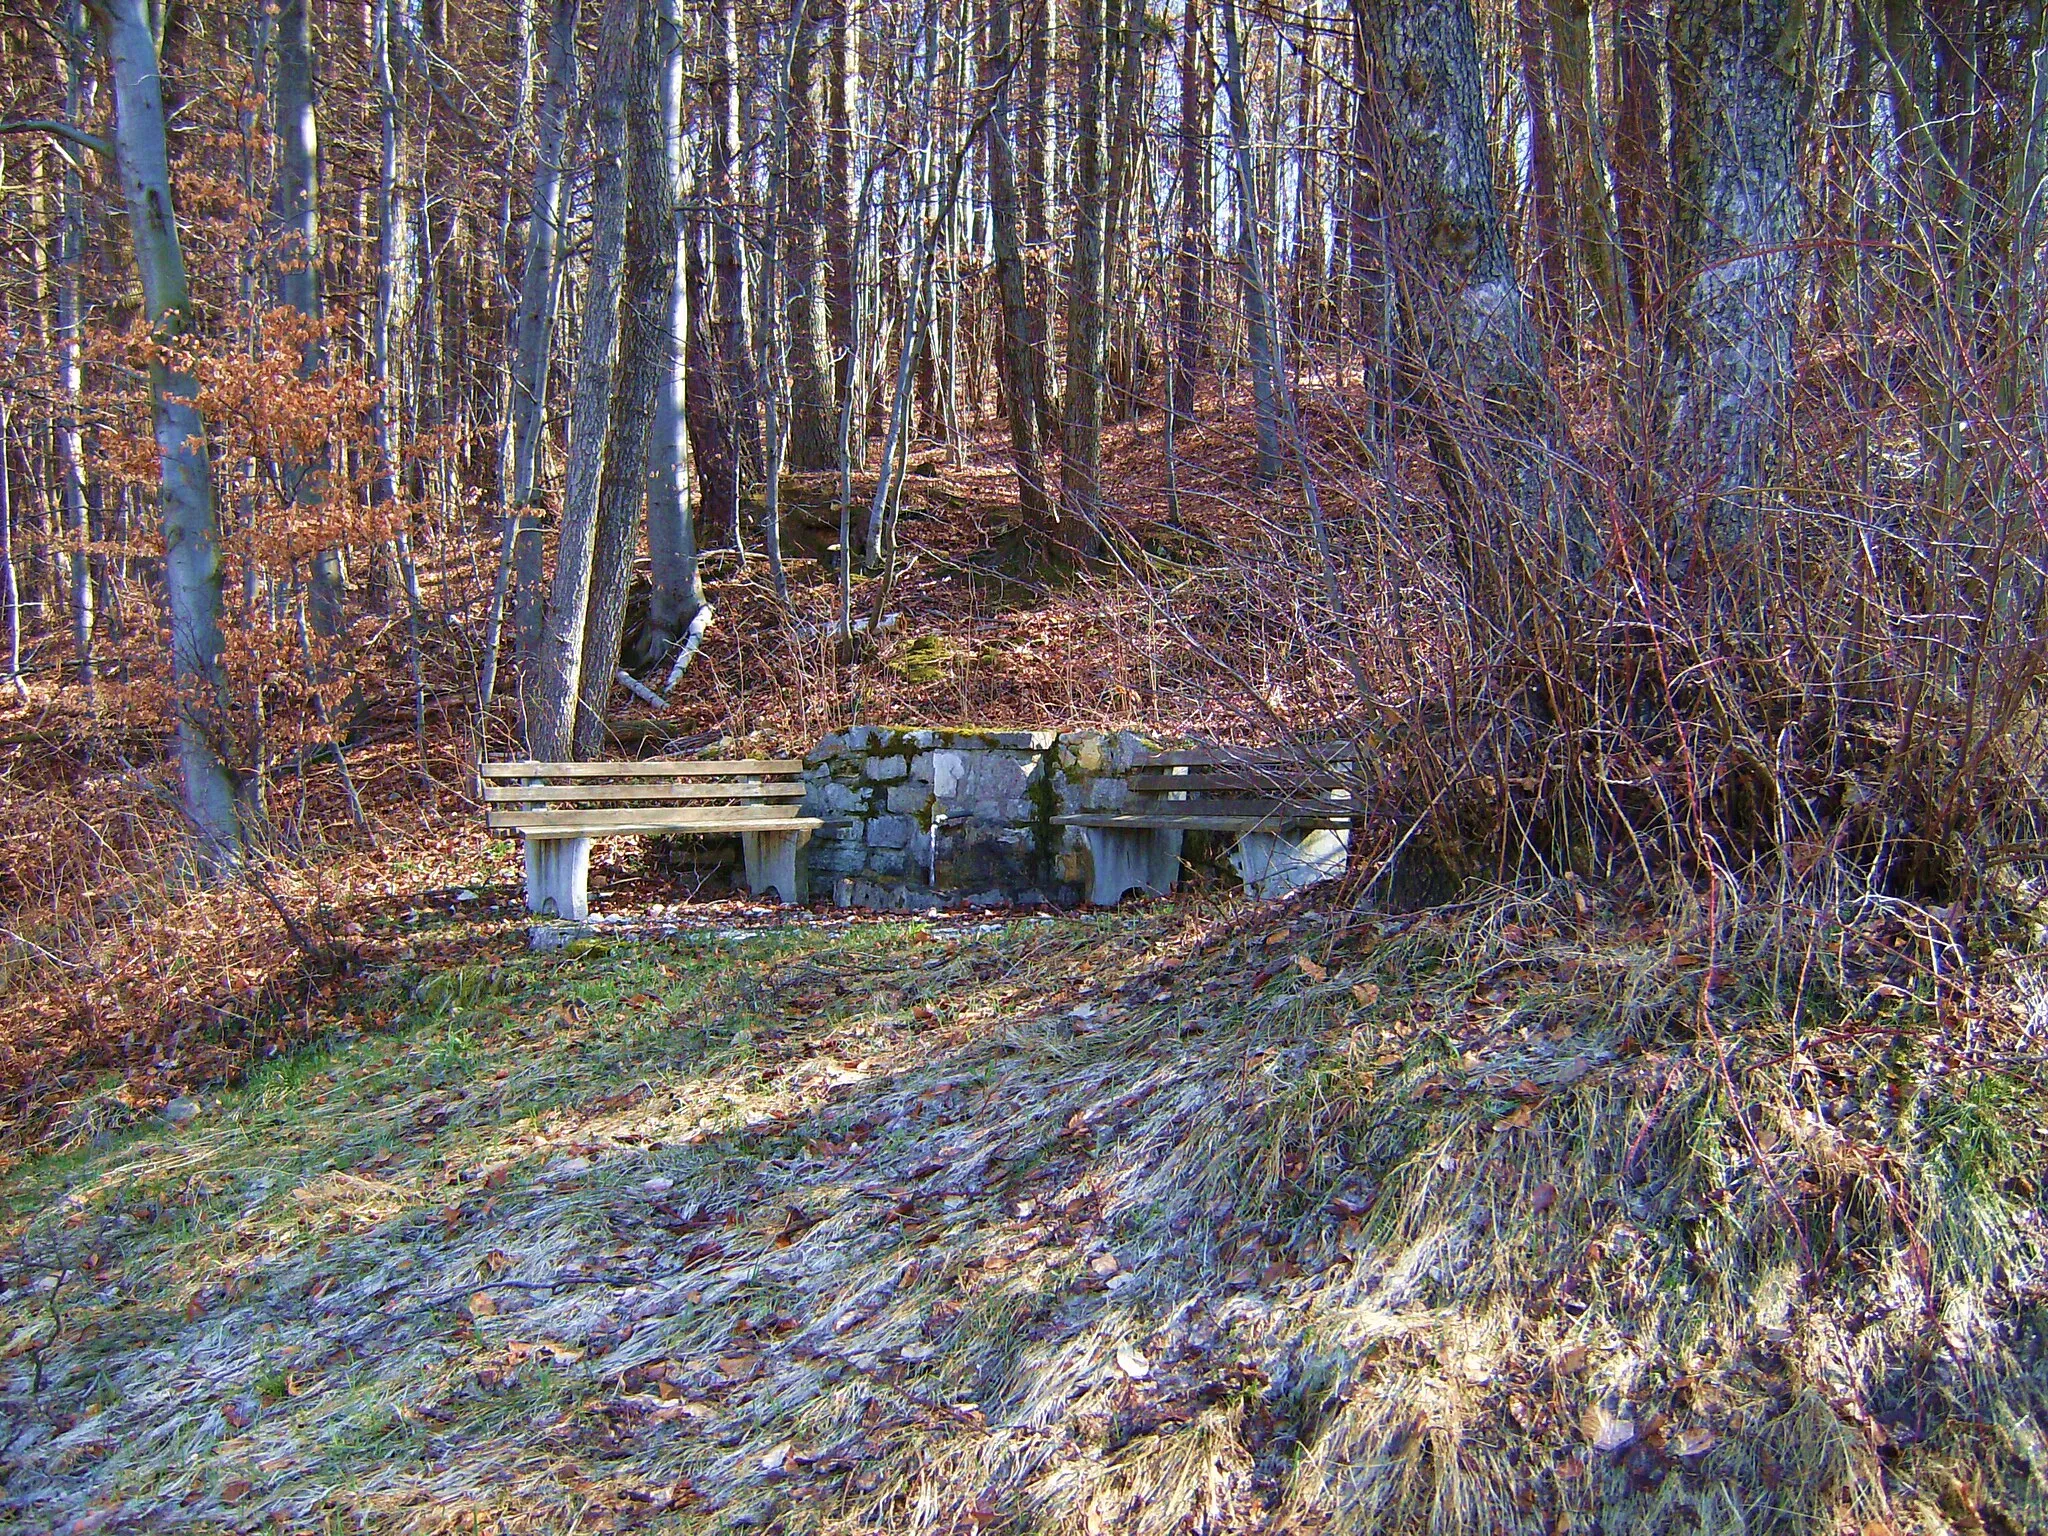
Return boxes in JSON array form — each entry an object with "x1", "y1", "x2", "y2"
[
  {"x1": 1053, "y1": 811, "x2": 1355, "y2": 831},
  {"x1": 482, "y1": 781, "x2": 808, "y2": 805},
  {"x1": 488, "y1": 808, "x2": 824, "y2": 836},
  {"x1": 479, "y1": 758, "x2": 804, "y2": 779}
]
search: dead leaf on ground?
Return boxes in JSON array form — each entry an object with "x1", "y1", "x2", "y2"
[
  {"x1": 1295, "y1": 955, "x2": 1327, "y2": 984},
  {"x1": 1351, "y1": 981, "x2": 1380, "y2": 1008},
  {"x1": 1115, "y1": 1342, "x2": 1151, "y2": 1380},
  {"x1": 1580, "y1": 1402, "x2": 1636, "y2": 1452}
]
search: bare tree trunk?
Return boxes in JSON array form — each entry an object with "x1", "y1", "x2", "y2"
[
  {"x1": 479, "y1": 0, "x2": 582, "y2": 710},
  {"x1": 1060, "y1": 0, "x2": 1112, "y2": 532},
  {"x1": 1024, "y1": 0, "x2": 1058, "y2": 442},
  {"x1": 714, "y1": 0, "x2": 763, "y2": 508},
  {"x1": 91, "y1": 0, "x2": 241, "y2": 871},
  {"x1": 1171, "y1": 0, "x2": 1206, "y2": 423},
  {"x1": 645, "y1": 0, "x2": 704, "y2": 658},
  {"x1": 825, "y1": 0, "x2": 859, "y2": 414},
  {"x1": 0, "y1": 396, "x2": 20, "y2": 691},
  {"x1": 1550, "y1": 0, "x2": 1625, "y2": 339},
  {"x1": 1516, "y1": 0, "x2": 1570, "y2": 352},
  {"x1": 526, "y1": 0, "x2": 637, "y2": 761},
  {"x1": 57, "y1": 4, "x2": 94, "y2": 690},
  {"x1": 1353, "y1": 0, "x2": 1598, "y2": 577},
  {"x1": 575, "y1": 0, "x2": 669, "y2": 756},
  {"x1": 1664, "y1": 0, "x2": 1805, "y2": 559},
  {"x1": 982, "y1": 0, "x2": 1052, "y2": 525},
  {"x1": 782, "y1": 0, "x2": 840, "y2": 470},
  {"x1": 1220, "y1": 0, "x2": 1285, "y2": 487},
  {"x1": 1611, "y1": 0, "x2": 1667, "y2": 330}
]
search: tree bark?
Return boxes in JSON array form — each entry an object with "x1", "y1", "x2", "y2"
[
  {"x1": 480, "y1": 0, "x2": 581, "y2": 709},
  {"x1": 57, "y1": 5, "x2": 94, "y2": 688},
  {"x1": 1220, "y1": 0, "x2": 1285, "y2": 487},
  {"x1": 1611, "y1": 0, "x2": 1667, "y2": 329},
  {"x1": 526, "y1": 0, "x2": 636, "y2": 761},
  {"x1": 982, "y1": 0, "x2": 1052, "y2": 525},
  {"x1": 574, "y1": 0, "x2": 668, "y2": 756},
  {"x1": 1663, "y1": 0, "x2": 1805, "y2": 558},
  {"x1": 713, "y1": 0, "x2": 763, "y2": 506},
  {"x1": 1516, "y1": 0, "x2": 1570, "y2": 352},
  {"x1": 1171, "y1": 0, "x2": 1206, "y2": 423},
  {"x1": 90, "y1": 0, "x2": 241, "y2": 870},
  {"x1": 1353, "y1": 0, "x2": 1598, "y2": 577},
  {"x1": 1060, "y1": 0, "x2": 1112, "y2": 532},
  {"x1": 782, "y1": 0, "x2": 840, "y2": 470},
  {"x1": 1550, "y1": 0, "x2": 1625, "y2": 339},
  {"x1": 645, "y1": 0, "x2": 703, "y2": 657}
]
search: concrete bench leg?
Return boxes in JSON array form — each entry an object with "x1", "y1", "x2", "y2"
[
  {"x1": 742, "y1": 828, "x2": 811, "y2": 903},
  {"x1": 1231, "y1": 828, "x2": 1349, "y2": 901},
  {"x1": 1082, "y1": 826, "x2": 1183, "y2": 905},
  {"x1": 526, "y1": 835, "x2": 592, "y2": 920}
]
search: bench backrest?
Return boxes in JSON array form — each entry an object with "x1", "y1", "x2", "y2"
[
  {"x1": 1128, "y1": 747, "x2": 1354, "y2": 805},
  {"x1": 480, "y1": 759, "x2": 807, "y2": 826}
]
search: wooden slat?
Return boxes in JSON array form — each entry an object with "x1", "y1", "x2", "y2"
[
  {"x1": 479, "y1": 758, "x2": 803, "y2": 780},
  {"x1": 1134, "y1": 749, "x2": 1359, "y2": 770},
  {"x1": 1128, "y1": 771, "x2": 1353, "y2": 794},
  {"x1": 1054, "y1": 811, "x2": 1356, "y2": 832},
  {"x1": 482, "y1": 781, "x2": 807, "y2": 805},
  {"x1": 1122, "y1": 795, "x2": 1357, "y2": 819},
  {"x1": 488, "y1": 808, "x2": 824, "y2": 836}
]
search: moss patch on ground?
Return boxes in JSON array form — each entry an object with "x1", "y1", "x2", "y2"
[{"x1": 2, "y1": 895, "x2": 2044, "y2": 1535}]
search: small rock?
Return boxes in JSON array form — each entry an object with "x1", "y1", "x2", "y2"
[{"x1": 162, "y1": 1097, "x2": 200, "y2": 1126}]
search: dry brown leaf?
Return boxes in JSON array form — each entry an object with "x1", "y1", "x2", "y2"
[
  {"x1": 1580, "y1": 1403, "x2": 1635, "y2": 1452},
  {"x1": 468, "y1": 1290, "x2": 498, "y2": 1318},
  {"x1": 1295, "y1": 955, "x2": 1327, "y2": 984},
  {"x1": 1351, "y1": 981, "x2": 1380, "y2": 1008}
]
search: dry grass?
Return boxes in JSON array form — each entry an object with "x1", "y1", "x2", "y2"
[{"x1": 2, "y1": 888, "x2": 2043, "y2": 1534}]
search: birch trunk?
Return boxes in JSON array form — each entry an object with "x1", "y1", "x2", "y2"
[
  {"x1": 91, "y1": 0, "x2": 242, "y2": 870},
  {"x1": 58, "y1": 5, "x2": 94, "y2": 689},
  {"x1": 1220, "y1": 0, "x2": 1285, "y2": 487}
]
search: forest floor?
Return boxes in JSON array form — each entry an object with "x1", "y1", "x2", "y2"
[{"x1": 3, "y1": 884, "x2": 2044, "y2": 1534}]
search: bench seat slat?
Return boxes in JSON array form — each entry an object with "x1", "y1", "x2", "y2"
[
  {"x1": 489, "y1": 808, "x2": 824, "y2": 836},
  {"x1": 1114, "y1": 795, "x2": 1357, "y2": 819},
  {"x1": 482, "y1": 781, "x2": 807, "y2": 805},
  {"x1": 1054, "y1": 811, "x2": 1356, "y2": 832},
  {"x1": 480, "y1": 758, "x2": 803, "y2": 780},
  {"x1": 1127, "y1": 772, "x2": 1353, "y2": 794}
]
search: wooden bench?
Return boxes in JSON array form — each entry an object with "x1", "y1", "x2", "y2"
[
  {"x1": 1053, "y1": 746, "x2": 1358, "y2": 905},
  {"x1": 481, "y1": 759, "x2": 821, "y2": 920}
]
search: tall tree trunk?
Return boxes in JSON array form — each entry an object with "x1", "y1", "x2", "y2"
[
  {"x1": 1, "y1": 396, "x2": 20, "y2": 689},
  {"x1": 91, "y1": 0, "x2": 241, "y2": 870},
  {"x1": 1516, "y1": 0, "x2": 1570, "y2": 352},
  {"x1": 645, "y1": 0, "x2": 704, "y2": 657},
  {"x1": 1663, "y1": 0, "x2": 1805, "y2": 559},
  {"x1": 1611, "y1": 0, "x2": 1667, "y2": 329},
  {"x1": 982, "y1": 0, "x2": 1052, "y2": 525},
  {"x1": 1024, "y1": 0, "x2": 1058, "y2": 442},
  {"x1": 782, "y1": 0, "x2": 840, "y2": 470},
  {"x1": 57, "y1": 5, "x2": 94, "y2": 689},
  {"x1": 526, "y1": 0, "x2": 637, "y2": 761},
  {"x1": 1291, "y1": 2, "x2": 1325, "y2": 335},
  {"x1": 1220, "y1": 0, "x2": 1285, "y2": 487},
  {"x1": 1353, "y1": 0, "x2": 1598, "y2": 577},
  {"x1": 714, "y1": 0, "x2": 763, "y2": 506},
  {"x1": 1061, "y1": 0, "x2": 1112, "y2": 532},
  {"x1": 480, "y1": 0, "x2": 582, "y2": 710},
  {"x1": 1171, "y1": 0, "x2": 1206, "y2": 423},
  {"x1": 824, "y1": 0, "x2": 860, "y2": 414},
  {"x1": 1550, "y1": 0, "x2": 1625, "y2": 339},
  {"x1": 575, "y1": 0, "x2": 669, "y2": 755}
]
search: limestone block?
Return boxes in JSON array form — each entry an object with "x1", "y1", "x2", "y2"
[
  {"x1": 931, "y1": 749, "x2": 967, "y2": 799},
  {"x1": 866, "y1": 814, "x2": 914, "y2": 848},
  {"x1": 864, "y1": 755, "x2": 909, "y2": 782},
  {"x1": 1230, "y1": 828, "x2": 1349, "y2": 900},
  {"x1": 887, "y1": 783, "x2": 932, "y2": 815}
]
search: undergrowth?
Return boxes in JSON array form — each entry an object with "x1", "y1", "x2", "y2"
[{"x1": 1, "y1": 890, "x2": 2043, "y2": 1534}]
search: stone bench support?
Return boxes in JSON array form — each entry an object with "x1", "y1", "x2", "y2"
[
  {"x1": 742, "y1": 828, "x2": 812, "y2": 903},
  {"x1": 525, "y1": 835, "x2": 594, "y2": 921},
  {"x1": 1228, "y1": 827, "x2": 1350, "y2": 901},
  {"x1": 1076, "y1": 825, "x2": 1185, "y2": 906}
]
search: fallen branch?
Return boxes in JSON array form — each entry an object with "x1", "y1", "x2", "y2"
[
  {"x1": 614, "y1": 669, "x2": 667, "y2": 710},
  {"x1": 661, "y1": 603, "x2": 715, "y2": 694}
]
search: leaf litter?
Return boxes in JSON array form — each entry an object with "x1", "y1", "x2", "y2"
[{"x1": 1, "y1": 887, "x2": 2044, "y2": 1534}]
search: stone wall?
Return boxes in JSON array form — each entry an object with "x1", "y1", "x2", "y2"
[{"x1": 801, "y1": 727, "x2": 1161, "y2": 910}]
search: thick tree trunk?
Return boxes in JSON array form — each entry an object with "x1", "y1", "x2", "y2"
[
  {"x1": 1663, "y1": 0, "x2": 1804, "y2": 558},
  {"x1": 480, "y1": 0, "x2": 581, "y2": 709},
  {"x1": 574, "y1": 0, "x2": 668, "y2": 756},
  {"x1": 983, "y1": 0, "x2": 1052, "y2": 525},
  {"x1": 782, "y1": 0, "x2": 840, "y2": 470},
  {"x1": 1171, "y1": 0, "x2": 1206, "y2": 423},
  {"x1": 824, "y1": 0, "x2": 859, "y2": 412},
  {"x1": 1353, "y1": 0, "x2": 1598, "y2": 576},
  {"x1": 1220, "y1": 0, "x2": 1285, "y2": 487},
  {"x1": 645, "y1": 0, "x2": 703, "y2": 657},
  {"x1": 92, "y1": 0, "x2": 241, "y2": 870},
  {"x1": 1611, "y1": 0, "x2": 1667, "y2": 329},
  {"x1": 526, "y1": 0, "x2": 636, "y2": 762}
]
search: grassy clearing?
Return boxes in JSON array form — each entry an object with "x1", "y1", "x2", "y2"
[{"x1": 2, "y1": 893, "x2": 2044, "y2": 1534}]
